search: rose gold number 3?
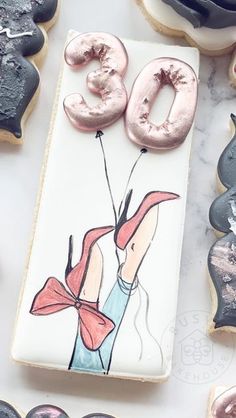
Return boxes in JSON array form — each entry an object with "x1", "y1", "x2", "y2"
[
  {"x1": 63, "y1": 32, "x2": 128, "y2": 131},
  {"x1": 125, "y1": 58, "x2": 198, "y2": 150}
]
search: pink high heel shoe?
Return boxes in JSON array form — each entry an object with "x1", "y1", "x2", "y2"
[
  {"x1": 115, "y1": 190, "x2": 179, "y2": 250},
  {"x1": 30, "y1": 225, "x2": 115, "y2": 351},
  {"x1": 65, "y1": 226, "x2": 114, "y2": 297}
]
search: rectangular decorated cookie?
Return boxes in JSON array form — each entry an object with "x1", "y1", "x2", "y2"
[{"x1": 12, "y1": 31, "x2": 199, "y2": 382}]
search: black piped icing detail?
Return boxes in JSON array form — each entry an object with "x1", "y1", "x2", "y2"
[
  {"x1": 0, "y1": 0, "x2": 58, "y2": 139},
  {"x1": 162, "y1": 0, "x2": 236, "y2": 29}
]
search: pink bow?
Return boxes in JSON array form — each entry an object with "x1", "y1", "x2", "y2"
[{"x1": 30, "y1": 277, "x2": 115, "y2": 351}]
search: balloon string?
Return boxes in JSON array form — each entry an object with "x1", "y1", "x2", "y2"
[
  {"x1": 118, "y1": 149, "x2": 147, "y2": 217},
  {"x1": 99, "y1": 136, "x2": 118, "y2": 225},
  {"x1": 98, "y1": 136, "x2": 120, "y2": 265}
]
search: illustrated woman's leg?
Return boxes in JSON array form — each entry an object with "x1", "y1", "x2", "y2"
[
  {"x1": 100, "y1": 207, "x2": 159, "y2": 372},
  {"x1": 99, "y1": 274, "x2": 133, "y2": 372},
  {"x1": 121, "y1": 206, "x2": 159, "y2": 283},
  {"x1": 70, "y1": 243, "x2": 106, "y2": 373},
  {"x1": 79, "y1": 243, "x2": 103, "y2": 302}
]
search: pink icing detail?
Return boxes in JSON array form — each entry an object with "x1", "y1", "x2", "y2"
[
  {"x1": 30, "y1": 277, "x2": 115, "y2": 351},
  {"x1": 125, "y1": 58, "x2": 198, "y2": 150},
  {"x1": 66, "y1": 226, "x2": 114, "y2": 297},
  {"x1": 30, "y1": 226, "x2": 115, "y2": 351},
  {"x1": 63, "y1": 32, "x2": 128, "y2": 131},
  {"x1": 116, "y1": 191, "x2": 179, "y2": 250},
  {"x1": 26, "y1": 405, "x2": 69, "y2": 418}
]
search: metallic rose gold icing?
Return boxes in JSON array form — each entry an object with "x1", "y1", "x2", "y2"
[
  {"x1": 63, "y1": 32, "x2": 128, "y2": 131},
  {"x1": 212, "y1": 387, "x2": 236, "y2": 417},
  {"x1": 0, "y1": 400, "x2": 115, "y2": 418},
  {"x1": 125, "y1": 58, "x2": 198, "y2": 150},
  {"x1": 26, "y1": 405, "x2": 69, "y2": 418}
]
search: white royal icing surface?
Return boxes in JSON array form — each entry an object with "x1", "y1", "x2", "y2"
[
  {"x1": 143, "y1": 0, "x2": 236, "y2": 52},
  {"x1": 12, "y1": 31, "x2": 199, "y2": 382}
]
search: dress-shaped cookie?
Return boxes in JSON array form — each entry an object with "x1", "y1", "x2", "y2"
[
  {"x1": 0, "y1": 0, "x2": 58, "y2": 144},
  {"x1": 208, "y1": 114, "x2": 236, "y2": 332}
]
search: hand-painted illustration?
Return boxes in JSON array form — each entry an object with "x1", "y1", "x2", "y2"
[{"x1": 31, "y1": 131, "x2": 179, "y2": 374}]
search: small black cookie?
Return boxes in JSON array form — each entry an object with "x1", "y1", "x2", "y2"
[
  {"x1": 218, "y1": 114, "x2": 236, "y2": 190},
  {"x1": 209, "y1": 186, "x2": 236, "y2": 234},
  {"x1": 0, "y1": 401, "x2": 21, "y2": 418}
]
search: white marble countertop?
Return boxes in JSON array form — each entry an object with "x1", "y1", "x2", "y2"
[{"x1": 0, "y1": 1, "x2": 236, "y2": 417}]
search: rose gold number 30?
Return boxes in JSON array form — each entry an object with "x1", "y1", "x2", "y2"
[{"x1": 64, "y1": 32, "x2": 198, "y2": 151}]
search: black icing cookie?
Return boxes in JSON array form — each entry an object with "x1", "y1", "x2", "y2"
[
  {"x1": 25, "y1": 405, "x2": 69, "y2": 418},
  {"x1": 0, "y1": 0, "x2": 58, "y2": 141},
  {"x1": 0, "y1": 401, "x2": 21, "y2": 418},
  {"x1": 208, "y1": 233, "x2": 236, "y2": 329},
  {"x1": 218, "y1": 114, "x2": 236, "y2": 190},
  {"x1": 209, "y1": 186, "x2": 236, "y2": 234},
  {"x1": 209, "y1": 114, "x2": 236, "y2": 330},
  {"x1": 162, "y1": 0, "x2": 236, "y2": 29},
  {"x1": 209, "y1": 114, "x2": 236, "y2": 235},
  {"x1": 209, "y1": 114, "x2": 236, "y2": 233}
]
